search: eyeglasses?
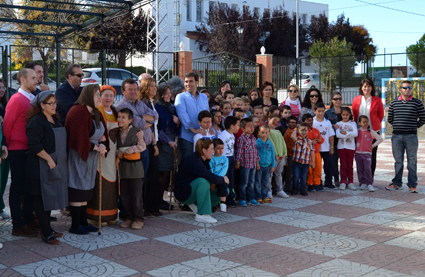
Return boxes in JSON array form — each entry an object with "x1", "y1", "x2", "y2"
[
  {"x1": 45, "y1": 101, "x2": 58, "y2": 106},
  {"x1": 289, "y1": 90, "x2": 298, "y2": 93},
  {"x1": 401, "y1": 86, "x2": 413, "y2": 90},
  {"x1": 310, "y1": 95, "x2": 319, "y2": 98},
  {"x1": 332, "y1": 98, "x2": 342, "y2": 101},
  {"x1": 71, "y1": 73, "x2": 84, "y2": 78}
]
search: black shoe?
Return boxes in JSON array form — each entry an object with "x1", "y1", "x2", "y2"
[
  {"x1": 144, "y1": 212, "x2": 153, "y2": 217},
  {"x1": 291, "y1": 191, "x2": 299, "y2": 195},
  {"x1": 83, "y1": 224, "x2": 99, "y2": 232},
  {"x1": 300, "y1": 191, "x2": 308, "y2": 196},
  {"x1": 152, "y1": 212, "x2": 162, "y2": 217},
  {"x1": 308, "y1": 186, "x2": 315, "y2": 192},
  {"x1": 315, "y1": 184, "x2": 324, "y2": 191},
  {"x1": 179, "y1": 204, "x2": 191, "y2": 211},
  {"x1": 69, "y1": 226, "x2": 90, "y2": 235},
  {"x1": 159, "y1": 202, "x2": 174, "y2": 210},
  {"x1": 325, "y1": 184, "x2": 336, "y2": 189}
]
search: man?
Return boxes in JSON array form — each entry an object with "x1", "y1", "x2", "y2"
[
  {"x1": 56, "y1": 64, "x2": 83, "y2": 125},
  {"x1": 386, "y1": 80, "x2": 425, "y2": 193},
  {"x1": 24, "y1": 62, "x2": 49, "y2": 95},
  {"x1": 175, "y1": 72, "x2": 209, "y2": 160},
  {"x1": 138, "y1": 73, "x2": 152, "y2": 85},
  {"x1": 3, "y1": 69, "x2": 39, "y2": 237}
]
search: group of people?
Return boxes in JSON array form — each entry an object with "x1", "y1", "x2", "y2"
[{"x1": 0, "y1": 64, "x2": 424, "y2": 246}]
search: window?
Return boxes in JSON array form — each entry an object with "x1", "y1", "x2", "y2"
[
  {"x1": 243, "y1": 5, "x2": 249, "y2": 11},
  {"x1": 186, "y1": 0, "x2": 191, "y2": 21},
  {"x1": 196, "y1": 0, "x2": 202, "y2": 22},
  {"x1": 301, "y1": 13, "x2": 308, "y2": 25},
  {"x1": 231, "y1": 4, "x2": 238, "y2": 11},
  {"x1": 209, "y1": 1, "x2": 216, "y2": 10},
  {"x1": 120, "y1": 71, "x2": 132, "y2": 80},
  {"x1": 254, "y1": 7, "x2": 260, "y2": 18},
  {"x1": 219, "y1": 2, "x2": 227, "y2": 9},
  {"x1": 305, "y1": 58, "x2": 311, "y2": 66},
  {"x1": 264, "y1": 8, "x2": 270, "y2": 14}
]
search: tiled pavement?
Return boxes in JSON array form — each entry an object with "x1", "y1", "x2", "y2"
[{"x1": 1, "y1": 139, "x2": 425, "y2": 276}]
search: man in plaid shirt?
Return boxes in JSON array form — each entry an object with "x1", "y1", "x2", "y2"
[{"x1": 235, "y1": 118, "x2": 260, "y2": 207}]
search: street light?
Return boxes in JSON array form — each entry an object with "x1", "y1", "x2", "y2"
[{"x1": 236, "y1": 25, "x2": 244, "y2": 57}]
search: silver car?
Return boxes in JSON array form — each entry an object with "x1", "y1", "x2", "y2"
[
  {"x1": 1, "y1": 71, "x2": 57, "y2": 92},
  {"x1": 81, "y1": 68, "x2": 139, "y2": 94}
]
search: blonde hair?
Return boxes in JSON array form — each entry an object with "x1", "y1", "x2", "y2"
[
  {"x1": 232, "y1": 97, "x2": 243, "y2": 105},
  {"x1": 242, "y1": 96, "x2": 251, "y2": 103},
  {"x1": 137, "y1": 78, "x2": 159, "y2": 103}
]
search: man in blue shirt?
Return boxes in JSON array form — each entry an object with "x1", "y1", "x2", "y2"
[{"x1": 175, "y1": 72, "x2": 209, "y2": 160}]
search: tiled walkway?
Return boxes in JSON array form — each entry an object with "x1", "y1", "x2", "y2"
[{"x1": 1, "y1": 139, "x2": 425, "y2": 276}]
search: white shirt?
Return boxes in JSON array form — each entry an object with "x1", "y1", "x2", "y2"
[
  {"x1": 18, "y1": 88, "x2": 34, "y2": 101},
  {"x1": 193, "y1": 129, "x2": 216, "y2": 151},
  {"x1": 336, "y1": 121, "x2": 358, "y2": 150},
  {"x1": 218, "y1": 130, "x2": 235, "y2": 157},
  {"x1": 313, "y1": 117, "x2": 335, "y2": 152},
  {"x1": 359, "y1": 96, "x2": 371, "y2": 127}
]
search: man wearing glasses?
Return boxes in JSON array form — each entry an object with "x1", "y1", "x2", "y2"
[
  {"x1": 56, "y1": 64, "x2": 84, "y2": 125},
  {"x1": 386, "y1": 80, "x2": 425, "y2": 193}
]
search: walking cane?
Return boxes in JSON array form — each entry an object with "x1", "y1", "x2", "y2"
[
  {"x1": 98, "y1": 156, "x2": 103, "y2": 236},
  {"x1": 169, "y1": 138, "x2": 178, "y2": 212}
]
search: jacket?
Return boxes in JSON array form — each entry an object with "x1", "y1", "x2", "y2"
[{"x1": 352, "y1": 95, "x2": 384, "y2": 132}]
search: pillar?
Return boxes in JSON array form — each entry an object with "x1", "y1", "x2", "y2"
[{"x1": 256, "y1": 50, "x2": 273, "y2": 88}]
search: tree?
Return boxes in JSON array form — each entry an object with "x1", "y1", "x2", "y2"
[
  {"x1": 406, "y1": 34, "x2": 425, "y2": 75},
  {"x1": 309, "y1": 37, "x2": 357, "y2": 92},
  {"x1": 308, "y1": 13, "x2": 330, "y2": 43}
]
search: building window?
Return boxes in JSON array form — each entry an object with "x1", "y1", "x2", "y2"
[
  {"x1": 196, "y1": 0, "x2": 202, "y2": 22},
  {"x1": 187, "y1": 0, "x2": 191, "y2": 21},
  {"x1": 209, "y1": 1, "x2": 216, "y2": 10},
  {"x1": 254, "y1": 7, "x2": 260, "y2": 18},
  {"x1": 219, "y1": 2, "x2": 227, "y2": 9},
  {"x1": 305, "y1": 57, "x2": 311, "y2": 66},
  {"x1": 264, "y1": 8, "x2": 270, "y2": 15},
  {"x1": 301, "y1": 13, "x2": 308, "y2": 25},
  {"x1": 231, "y1": 4, "x2": 238, "y2": 11},
  {"x1": 243, "y1": 5, "x2": 249, "y2": 12}
]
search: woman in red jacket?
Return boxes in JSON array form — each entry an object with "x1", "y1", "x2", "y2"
[{"x1": 352, "y1": 79, "x2": 384, "y2": 177}]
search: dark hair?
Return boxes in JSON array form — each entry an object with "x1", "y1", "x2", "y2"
[
  {"x1": 268, "y1": 114, "x2": 281, "y2": 121},
  {"x1": 75, "y1": 84, "x2": 102, "y2": 128},
  {"x1": 118, "y1": 108, "x2": 134, "y2": 120},
  {"x1": 329, "y1": 92, "x2": 342, "y2": 109},
  {"x1": 302, "y1": 113, "x2": 313, "y2": 122},
  {"x1": 195, "y1": 138, "x2": 213, "y2": 156},
  {"x1": 198, "y1": 110, "x2": 212, "y2": 122},
  {"x1": 237, "y1": 91, "x2": 248, "y2": 97},
  {"x1": 223, "y1": 90, "x2": 234, "y2": 100},
  {"x1": 359, "y1": 79, "x2": 376, "y2": 96},
  {"x1": 233, "y1": 108, "x2": 244, "y2": 115},
  {"x1": 275, "y1": 125, "x2": 287, "y2": 137},
  {"x1": 184, "y1": 72, "x2": 199, "y2": 82},
  {"x1": 240, "y1": 118, "x2": 253, "y2": 128},
  {"x1": 220, "y1": 80, "x2": 232, "y2": 90},
  {"x1": 341, "y1": 107, "x2": 352, "y2": 115},
  {"x1": 297, "y1": 122, "x2": 309, "y2": 128},
  {"x1": 303, "y1": 86, "x2": 323, "y2": 109},
  {"x1": 0, "y1": 78, "x2": 8, "y2": 107},
  {"x1": 268, "y1": 105, "x2": 280, "y2": 116},
  {"x1": 211, "y1": 91, "x2": 222, "y2": 102},
  {"x1": 24, "y1": 61, "x2": 42, "y2": 70},
  {"x1": 200, "y1": 89, "x2": 210, "y2": 95},
  {"x1": 65, "y1": 64, "x2": 82, "y2": 79},
  {"x1": 281, "y1": 104, "x2": 291, "y2": 111},
  {"x1": 26, "y1": 94, "x2": 59, "y2": 123},
  {"x1": 252, "y1": 105, "x2": 263, "y2": 112},
  {"x1": 212, "y1": 138, "x2": 224, "y2": 148},
  {"x1": 224, "y1": 116, "x2": 239, "y2": 130},
  {"x1": 121, "y1": 78, "x2": 137, "y2": 92},
  {"x1": 210, "y1": 109, "x2": 222, "y2": 118},
  {"x1": 220, "y1": 100, "x2": 231, "y2": 109},
  {"x1": 358, "y1": 115, "x2": 371, "y2": 131},
  {"x1": 314, "y1": 102, "x2": 325, "y2": 110},
  {"x1": 401, "y1": 80, "x2": 412, "y2": 85},
  {"x1": 287, "y1": 115, "x2": 298, "y2": 123},
  {"x1": 261, "y1": 81, "x2": 274, "y2": 97}
]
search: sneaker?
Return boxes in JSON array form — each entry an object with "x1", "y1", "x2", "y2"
[
  {"x1": 386, "y1": 183, "x2": 401, "y2": 191},
  {"x1": 308, "y1": 185, "x2": 316, "y2": 192},
  {"x1": 131, "y1": 221, "x2": 144, "y2": 230},
  {"x1": 410, "y1": 187, "x2": 418, "y2": 193},
  {"x1": 195, "y1": 214, "x2": 217, "y2": 223},
  {"x1": 325, "y1": 184, "x2": 336, "y2": 189},
  {"x1": 264, "y1": 197, "x2": 272, "y2": 203},
  {"x1": 188, "y1": 204, "x2": 198, "y2": 214},
  {"x1": 347, "y1": 183, "x2": 357, "y2": 190},
  {"x1": 368, "y1": 185, "x2": 375, "y2": 192},
  {"x1": 251, "y1": 199, "x2": 260, "y2": 206},
  {"x1": 360, "y1": 184, "x2": 368, "y2": 190},
  {"x1": 315, "y1": 184, "x2": 324, "y2": 192},
  {"x1": 257, "y1": 199, "x2": 265, "y2": 204},
  {"x1": 339, "y1": 183, "x2": 346, "y2": 190},
  {"x1": 239, "y1": 200, "x2": 247, "y2": 207},
  {"x1": 0, "y1": 212, "x2": 10, "y2": 220},
  {"x1": 277, "y1": 191, "x2": 289, "y2": 198},
  {"x1": 220, "y1": 203, "x2": 227, "y2": 212},
  {"x1": 120, "y1": 220, "x2": 133, "y2": 228},
  {"x1": 267, "y1": 191, "x2": 273, "y2": 199}
]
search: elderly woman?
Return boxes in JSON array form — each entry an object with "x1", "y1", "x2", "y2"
[
  {"x1": 167, "y1": 75, "x2": 186, "y2": 103},
  {"x1": 156, "y1": 82, "x2": 180, "y2": 210},
  {"x1": 251, "y1": 81, "x2": 279, "y2": 108},
  {"x1": 0, "y1": 79, "x2": 9, "y2": 220},
  {"x1": 175, "y1": 139, "x2": 229, "y2": 223},
  {"x1": 352, "y1": 79, "x2": 384, "y2": 177},
  {"x1": 279, "y1": 84, "x2": 302, "y2": 120},
  {"x1": 26, "y1": 91, "x2": 67, "y2": 244},
  {"x1": 87, "y1": 85, "x2": 119, "y2": 226},
  {"x1": 300, "y1": 86, "x2": 324, "y2": 120},
  {"x1": 65, "y1": 84, "x2": 109, "y2": 235}
]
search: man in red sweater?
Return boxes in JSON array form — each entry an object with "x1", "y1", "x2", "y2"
[{"x1": 3, "y1": 68, "x2": 39, "y2": 237}]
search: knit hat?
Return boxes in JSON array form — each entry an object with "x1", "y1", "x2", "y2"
[{"x1": 100, "y1": 85, "x2": 117, "y2": 96}]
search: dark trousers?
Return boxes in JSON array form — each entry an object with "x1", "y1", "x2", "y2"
[
  {"x1": 9, "y1": 150, "x2": 35, "y2": 229},
  {"x1": 320, "y1": 151, "x2": 334, "y2": 186},
  {"x1": 144, "y1": 145, "x2": 160, "y2": 213},
  {"x1": 121, "y1": 178, "x2": 144, "y2": 222},
  {"x1": 159, "y1": 171, "x2": 171, "y2": 204},
  {"x1": 371, "y1": 132, "x2": 379, "y2": 177},
  {"x1": 225, "y1": 155, "x2": 236, "y2": 206},
  {"x1": 140, "y1": 147, "x2": 150, "y2": 183},
  {"x1": 178, "y1": 138, "x2": 194, "y2": 162},
  {"x1": 283, "y1": 156, "x2": 293, "y2": 192},
  {"x1": 32, "y1": 194, "x2": 52, "y2": 238},
  {"x1": 332, "y1": 138, "x2": 340, "y2": 182},
  {"x1": 292, "y1": 162, "x2": 309, "y2": 193},
  {"x1": 355, "y1": 153, "x2": 373, "y2": 185}
]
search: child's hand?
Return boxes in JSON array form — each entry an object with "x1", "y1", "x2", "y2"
[
  {"x1": 370, "y1": 145, "x2": 374, "y2": 151},
  {"x1": 153, "y1": 145, "x2": 159, "y2": 156},
  {"x1": 333, "y1": 124, "x2": 339, "y2": 130},
  {"x1": 136, "y1": 130, "x2": 144, "y2": 140},
  {"x1": 98, "y1": 135, "x2": 106, "y2": 142},
  {"x1": 341, "y1": 130, "x2": 347, "y2": 135},
  {"x1": 223, "y1": 176, "x2": 229, "y2": 184},
  {"x1": 330, "y1": 148, "x2": 334, "y2": 155},
  {"x1": 312, "y1": 138, "x2": 317, "y2": 144},
  {"x1": 235, "y1": 162, "x2": 240, "y2": 170},
  {"x1": 256, "y1": 162, "x2": 260, "y2": 170},
  {"x1": 123, "y1": 148, "x2": 133, "y2": 155},
  {"x1": 311, "y1": 162, "x2": 315, "y2": 169},
  {"x1": 115, "y1": 157, "x2": 120, "y2": 168},
  {"x1": 270, "y1": 167, "x2": 275, "y2": 173}
]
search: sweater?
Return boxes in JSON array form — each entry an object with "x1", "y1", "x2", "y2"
[
  {"x1": 356, "y1": 128, "x2": 383, "y2": 154},
  {"x1": 256, "y1": 138, "x2": 276, "y2": 168},
  {"x1": 209, "y1": 155, "x2": 229, "y2": 177},
  {"x1": 3, "y1": 92, "x2": 31, "y2": 150},
  {"x1": 268, "y1": 129, "x2": 287, "y2": 157},
  {"x1": 388, "y1": 97, "x2": 425, "y2": 135},
  {"x1": 336, "y1": 121, "x2": 358, "y2": 150}
]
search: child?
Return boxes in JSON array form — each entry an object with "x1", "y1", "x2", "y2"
[
  {"x1": 336, "y1": 107, "x2": 358, "y2": 190},
  {"x1": 223, "y1": 91, "x2": 235, "y2": 102},
  {"x1": 262, "y1": 106, "x2": 270, "y2": 123},
  {"x1": 220, "y1": 101, "x2": 232, "y2": 128},
  {"x1": 242, "y1": 97, "x2": 252, "y2": 116},
  {"x1": 233, "y1": 108, "x2": 245, "y2": 120},
  {"x1": 355, "y1": 115, "x2": 383, "y2": 192},
  {"x1": 256, "y1": 125, "x2": 275, "y2": 203},
  {"x1": 268, "y1": 105, "x2": 280, "y2": 117},
  {"x1": 283, "y1": 116, "x2": 298, "y2": 193},
  {"x1": 218, "y1": 116, "x2": 240, "y2": 207},
  {"x1": 253, "y1": 106, "x2": 265, "y2": 125},
  {"x1": 211, "y1": 109, "x2": 224, "y2": 136},
  {"x1": 267, "y1": 115, "x2": 288, "y2": 198},
  {"x1": 113, "y1": 108, "x2": 147, "y2": 230},
  {"x1": 313, "y1": 102, "x2": 335, "y2": 190},
  {"x1": 209, "y1": 138, "x2": 229, "y2": 212},
  {"x1": 280, "y1": 105, "x2": 292, "y2": 129},
  {"x1": 193, "y1": 110, "x2": 215, "y2": 151},
  {"x1": 302, "y1": 114, "x2": 323, "y2": 192},
  {"x1": 235, "y1": 118, "x2": 260, "y2": 207},
  {"x1": 249, "y1": 115, "x2": 260, "y2": 127},
  {"x1": 290, "y1": 122, "x2": 315, "y2": 196}
]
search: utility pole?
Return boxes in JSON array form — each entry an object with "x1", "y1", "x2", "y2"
[{"x1": 295, "y1": 0, "x2": 299, "y2": 86}]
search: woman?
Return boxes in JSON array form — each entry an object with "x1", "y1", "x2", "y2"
[
  {"x1": 87, "y1": 85, "x2": 119, "y2": 226},
  {"x1": 251, "y1": 81, "x2": 279, "y2": 108},
  {"x1": 0, "y1": 79, "x2": 10, "y2": 220},
  {"x1": 352, "y1": 79, "x2": 384, "y2": 177},
  {"x1": 26, "y1": 91, "x2": 67, "y2": 244},
  {"x1": 174, "y1": 139, "x2": 229, "y2": 223},
  {"x1": 300, "y1": 86, "x2": 323, "y2": 120},
  {"x1": 279, "y1": 84, "x2": 302, "y2": 120},
  {"x1": 65, "y1": 84, "x2": 109, "y2": 235},
  {"x1": 137, "y1": 78, "x2": 161, "y2": 217},
  {"x1": 325, "y1": 92, "x2": 343, "y2": 186},
  {"x1": 156, "y1": 82, "x2": 180, "y2": 210},
  {"x1": 249, "y1": 88, "x2": 261, "y2": 102},
  {"x1": 220, "y1": 80, "x2": 232, "y2": 94}
]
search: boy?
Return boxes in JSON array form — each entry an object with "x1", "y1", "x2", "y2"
[
  {"x1": 220, "y1": 101, "x2": 232, "y2": 128},
  {"x1": 313, "y1": 102, "x2": 335, "y2": 190},
  {"x1": 302, "y1": 114, "x2": 323, "y2": 192},
  {"x1": 242, "y1": 97, "x2": 252, "y2": 116},
  {"x1": 210, "y1": 138, "x2": 229, "y2": 212},
  {"x1": 256, "y1": 125, "x2": 275, "y2": 203},
  {"x1": 113, "y1": 108, "x2": 147, "y2": 230},
  {"x1": 253, "y1": 106, "x2": 265, "y2": 125},
  {"x1": 249, "y1": 115, "x2": 259, "y2": 127},
  {"x1": 283, "y1": 116, "x2": 298, "y2": 193},
  {"x1": 290, "y1": 122, "x2": 315, "y2": 196},
  {"x1": 280, "y1": 105, "x2": 292, "y2": 129},
  {"x1": 193, "y1": 110, "x2": 215, "y2": 151},
  {"x1": 218, "y1": 116, "x2": 240, "y2": 207},
  {"x1": 235, "y1": 118, "x2": 260, "y2": 207},
  {"x1": 233, "y1": 108, "x2": 245, "y2": 120},
  {"x1": 223, "y1": 90, "x2": 235, "y2": 102}
]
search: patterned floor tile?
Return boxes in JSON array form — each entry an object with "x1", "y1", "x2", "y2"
[
  {"x1": 352, "y1": 211, "x2": 408, "y2": 225},
  {"x1": 329, "y1": 195, "x2": 405, "y2": 210},
  {"x1": 382, "y1": 250, "x2": 425, "y2": 276},
  {"x1": 160, "y1": 211, "x2": 247, "y2": 227},
  {"x1": 0, "y1": 222, "x2": 28, "y2": 243},
  {"x1": 0, "y1": 268, "x2": 25, "y2": 277},
  {"x1": 385, "y1": 203, "x2": 425, "y2": 215},
  {"x1": 314, "y1": 220, "x2": 377, "y2": 236},
  {"x1": 225, "y1": 205, "x2": 286, "y2": 218},
  {"x1": 296, "y1": 203, "x2": 375, "y2": 219},
  {"x1": 348, "y1": 224, "x2": 413, "y2": 243},
  {"x1": 384, "y1": 231, "x2": 425, "y2": 250},
  {"x1": 0, "y1": 242, "x2": 47, "y2": 267},
  {"x1": 267, "y1": 198, "x2": 322, "y2": 210}
]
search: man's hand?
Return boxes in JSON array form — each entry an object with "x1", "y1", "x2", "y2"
[
  {"x1": 235, "y1": 162, "x2": 240, "y2": 170},
  {"x1": 153, "y1": 145, "x2": 159, "y2": 156},
  {"x1": 330, "y1": 148, "x2": 334, "y2": 155},
  {"x1": 1, "y1": 145, "x2": 8, "y2": 159},
  {"x1": 143, "y1": 114, "x2": 155, "y2": 122},
  {"x1": 270, "y1": 167, "x2": 275, "y2": 173},
  {"x1": 40, "y1": 82, "x2": 49, "y2": 91},
  {"x1": 168, "y1": 141, "x2": 177, "y2": 148}
]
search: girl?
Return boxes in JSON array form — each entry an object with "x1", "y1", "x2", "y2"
[
  {"x1": 211, "y1": 109, "x2": 223, "y2": 136},
  {"x1": 220, "y1": 101, "x2": 232, "y2": 124},
  {"x1": 355, "y1": 115, "x2": 383, "y2": 192},
  {"x1": 336, "y1": 107, "x2": 358, "y2": 190},
  {"x1": 252, "y1": 106, "x2": 265, "y2": 125},
  {"x1": 209, "y1": 138, "x2": 229, "y2": 212}
]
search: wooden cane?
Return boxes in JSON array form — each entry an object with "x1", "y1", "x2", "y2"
[{"x1": 98, "y1": 156, "x2": 103, "y2": 235}]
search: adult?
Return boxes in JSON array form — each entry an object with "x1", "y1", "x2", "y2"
[
  {"x1": 56, "y1": 64, "x2": 83, "y2": 125},
  {"x1": 352, "y1": 79, "x2": 384, "y2": 177},
  {"x1": 220, "y1": 80, "x2": 232, "y2": 94},
  {"x1": 174, "y1": 139, "x2": 229, "y2": 223},
  {"x1": 249, "y1": 88, "x2": 261, "y2": 102},
  {"x1": 26, "y1": 91, "x2": 68, "y2": 245},
  {"x1": 251, "y1": 81, "x2": 278, "y2": 108},
  {"x1": 279, "y1": 84, "x2": 302, "y2": 120},
  {"x1": 65, "y1": 84, "x2": 109, "y2": 235},
  {"x1": 138, "y1": 73, "x2": 152, "y2": 86},
  {"x1": 87, "y1": 85, "x2": 119, "y2": 225},
  {"x1": 300, "y1": 86, "x2": 323, "y2": 119},
  {"x1": 0, "y1": 79, "x2": 9, "y2": 220},
  {"x1": 137, "y1": 77, "x2": 162, "y2": 217},
  {"x1": 386, "y1": 80, "x2": 425, "y2": 193},
  {"x1": 24, "y1": 61, "x2": 49, "y2": 94},
  {"x1": 156, "y1": 83, "x2": 180, "y2": 210},
  {"x1": 166, "y1": 75, "x2": 185, "y2": 103},
  {"x1": 175, "y1": 72, "x2": 209, "y2": 160},
  {"x1": 325, "y1": 92, "x2": 343, "y2": 186},
  {"x1": 3, "y1": 68, "x2": 38, "y2": 237}
]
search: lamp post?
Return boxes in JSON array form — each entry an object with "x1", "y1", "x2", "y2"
[{"x1": 236, "y1": 25, "x2": 244, "y2": 87}]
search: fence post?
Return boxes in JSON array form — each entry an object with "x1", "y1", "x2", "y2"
[
  {"x1": 242, "y1": 64, "x2": 245, "y2": 90},
  {"x1": 101, "y1": 50, "x2": 106, "y2": 85},
  {"x1": 205, "y1": 63, "x2": 209, "y2": 89},
  {"x1": 55, "y1": 37, "x2": 61, "y2": 89}
]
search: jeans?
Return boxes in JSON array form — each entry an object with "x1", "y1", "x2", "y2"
[
  {"x1": 255, "y1": 165, "x2": 270, "y2": 200},
  {"x1": 391, "y1": 134, "x2": 418, "y2": 187},
  {"x1": 239, "y1": 167, "x2": 256, "y2": 201},
  {"x1": 292, "y1": 162, "x2": 309, "y2": 193},
  {"x1": 178, "y1": 138, "x2": 194, "y2": 162}
]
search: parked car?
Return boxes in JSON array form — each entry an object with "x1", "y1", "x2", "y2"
[
  {"x1": 81, "y1": 68, "x2": 139, "y2": 95},
  {"x1": 1, "y1": 71, "x2": 57, "y2": 92},
  {"x1": 290, "y1": 73, "x2": 325, "y2": 89}
]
